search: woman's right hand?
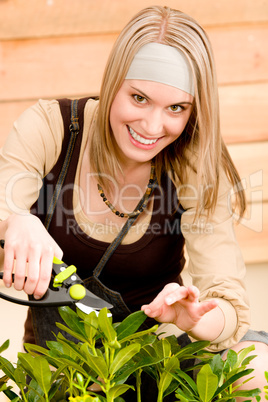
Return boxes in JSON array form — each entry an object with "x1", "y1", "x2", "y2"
[{"x1": 1, "y1": 214, "x2": 63, "y2": 299}]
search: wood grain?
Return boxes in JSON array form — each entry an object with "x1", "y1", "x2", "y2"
[
  {"x1": 220, "y1": 83, "x2": 268, "y2": 144},
  {"x1": 235, "y1": 202, "x2": 268, "y2": 264},
  {"x1": 0, "y1": 0, "x2": 267, "y2": 40},
  {"x1": 0, "y1": 25, "x2": 267, "y2": 102},
  {"x1": 228, "y1": 141, "x2": 268, "y2": 202}
]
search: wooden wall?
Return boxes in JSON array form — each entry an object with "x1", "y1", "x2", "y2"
[{"x1": 0, "y1": 0, "x2": 267, "y2": 264}]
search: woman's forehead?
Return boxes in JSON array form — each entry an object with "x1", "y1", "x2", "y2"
[{"x1": 122, "y1": 79, "x2": 194, "y2": 103}]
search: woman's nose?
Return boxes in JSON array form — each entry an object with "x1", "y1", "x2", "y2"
[{"x1": 141, "y1": 109, "x2": 164, "y2": 136}]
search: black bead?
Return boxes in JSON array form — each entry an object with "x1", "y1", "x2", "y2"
[
  {"x1": 120, "y1": 213, "x2": 125, "y2": 218},
  {"x1": 100, "y1": 192, "x2": 105, "y2": 197},
  {"x1": 103, "y1": 197, "x2": 107, "y2": 202},
  {"x1": 115, "y1": 211, "x2": 120, "y2": 216}
]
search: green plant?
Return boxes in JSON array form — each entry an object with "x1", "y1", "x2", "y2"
[
  {"x1": 174, "y1": 345, "x2": 261, "y2": 401},
  {"x1": 264, "y1": 371, "x2": 268, "y2": 400},
  {"x1": 0, "y1": 307, "x2": 262, "y2": 401}
]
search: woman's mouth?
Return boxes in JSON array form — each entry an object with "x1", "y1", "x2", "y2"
[{"x1": 128, "y1": 126, "x2": 158, "y2": 145}]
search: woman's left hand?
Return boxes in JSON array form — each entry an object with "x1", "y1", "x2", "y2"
[{"x1": 141, "y1": 283, "x2": 218, "y2": 333}]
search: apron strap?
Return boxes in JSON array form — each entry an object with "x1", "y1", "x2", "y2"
[
  {"x1": 93, "y1": 178, "x2": 158, "y2": 277},
  {"x1": 44, "y1": 99, "x2": 79, "y2": 230}
]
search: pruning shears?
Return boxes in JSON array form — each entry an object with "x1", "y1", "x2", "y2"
[{"x1": 0, "y1": 240, "x2": 113, "y2": 315}]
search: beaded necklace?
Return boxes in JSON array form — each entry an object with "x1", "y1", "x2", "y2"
[{"x1": 97, "y1": 160, "x2": 156, "y2": 219}]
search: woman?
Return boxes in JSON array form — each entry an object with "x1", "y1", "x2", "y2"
[{"x1": 0, "y1": 5, "x2": 267, "y2": 399}]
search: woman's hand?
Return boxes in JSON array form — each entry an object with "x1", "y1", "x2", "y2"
[
  {"x1": 1, "y1": 214, "x2": 63, "y2": 299},
  {"x1": 141, "y1": 283, "x2": 219, "y2": 333}
]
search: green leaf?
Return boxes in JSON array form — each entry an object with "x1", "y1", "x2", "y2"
[
  {"x1": 231, "y1": 388, "x2": 261, "y2": 398},
  {"x1": 209, "y1": 353, "x2": 224, "y2": 381},
  {"x1": 116, "y1": 311, "x2": 147, "y2": 340},
  {"x1": 175, "y1": 388, "x2": 198, "y2": 402},
  {"x1": 154, "y1": 338, "x2": 171, "y2": 360},
  {"x1": 0, "y1": 356, "x2": 16, "y2": 382},
  {"x1": 107, "y1": 384, "x2": 134, "y2": 399},
  {"x1": 226, "y1": 349, "x2": 238, "y2": 369},
  {"x1": 115, "y1": 348, "x2": 165, "y2": 383},
  {"x1": 242, "y1": 354, "x2": 257, "y2": 367},
  {"x1": 24, "y1": 342, "x2": 48, "y2": 355},
  {"x1": 27, "y1": 378, "x2": 45, "y2": 401},
  {"x1": 82, "y1": 352, "x2": 108, "y2": 379},
  {"x1": 196, "y1": 364, "x2": 218, "y2": 402},
  {"x1": 18, "y1": 354, "x2": 52, "y2": 397},
  {"x1": 2, "y1": 388, "x2": 20, "y2": 401},
  {"x1": 165, "y1": 355, "x2": 180, "y2": 372},
  {"x1": 56, "y1": 322, "x2": 88, "y2": 343},
  {"x1": 48, "y1": 378, "x2": 65, "y2": 400},
  {"x1": 213, "y1": 368, "x2": 254, "y2": 397},
  {"x1": 110, "y1": 343, "x2": 141, "y2": 375},
  {"x1": 98, "y1": 308, "x2": 117, "y2": 343},
  {"x1": 157, "y1": 356, "x2": 180, "y2": 399},
  {"x1": 158, "y1": 371, "x2": 173, "y2": 399},
  {"x1": 171, "y1": 369, "x2": 198, "y2": 394},
  {"x1": 58, "y1": 306, "x2": 87, "y2": 338},
  {"x1": 13, "y1": 366, "x2": 27, "y2": 388},
  {"x1": 175, "y1": 340, "x2": 210, "y2": 360},
  {"x1": 119, "y1": 325, "x2": 159, "y2": 344},
  {"x1": 236, "y1": 344, "x2": 255, "y2": 368},
  {"x1": 84, "y1": 310, "x2": 99, "y2": 342},
  {"x1": 0, "y1": 340, "x2": 10, "y2": 354}
]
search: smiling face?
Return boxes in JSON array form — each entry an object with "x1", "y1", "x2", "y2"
[{"x1": 109, "y1": 79, "x2": 194, "y2": 166}]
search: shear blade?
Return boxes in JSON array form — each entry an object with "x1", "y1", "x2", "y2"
[
  {"x1": 78, "y1": 291, "x2": 113, "y2": 310},
  {"x1": 75, "y1": 302, "x2": 112, "y2": 317}
]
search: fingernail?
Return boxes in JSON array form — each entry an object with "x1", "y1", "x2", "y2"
[
  {"x1": 34, "y1": 295, "x2": 41, "y2": 300},
  {"x1": 166, "y1": 297, "x2": 173, "y2": 305},
  {"x1": 5, "y1": 283, "x2": 11, "y2": 288}
]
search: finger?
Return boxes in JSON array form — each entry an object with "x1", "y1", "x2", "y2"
[
  {"x1": 12, "y1": 247, "x2": 28, "y2": 291},
  {"x1": 33, "y1": 245, "x2": 54, "y2": 299},
  {"x1": 143, "y1": 283, "x2": 181, "y2": 314},
  {"x1": 2, "y1": 243, "x2": 15, "y2": 288},
  {"x1": 164, "y1": 285, "x2": 190, "y2": 305},
  {"x1": 186, "y1": 285, "x2": 200, "y2": 303},
  {"x1": 54, "y1": 244, "x2": 63, "y2": 260},
  {"x1": 198, "y1": 299, "x2": 219, "y2": 317},
  {"x1": 24, "y1": 245, "x2": 42, "y2": 295}
]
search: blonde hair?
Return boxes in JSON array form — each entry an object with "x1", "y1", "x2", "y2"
[{"x1": 90, "y1": 6, "x2": 246, "y2": 218}]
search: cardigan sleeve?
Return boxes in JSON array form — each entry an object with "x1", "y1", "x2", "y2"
[
  {"x1": 179, "y1": 165, "x2": 250, "y2": 352},
  {"x1": 0, "y1": 99, "x2": 64, "y2": 220}
]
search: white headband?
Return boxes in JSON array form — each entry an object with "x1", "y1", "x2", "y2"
[{"x1": 125, "y1": 42, "x2": 195, "y2": 96}]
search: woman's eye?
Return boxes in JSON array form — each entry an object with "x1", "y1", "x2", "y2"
[
  {"x1": 169, "y1": 105, "x2": 183, "y2": 113},
  {"x1": 133, "y1": 95, "x2": 147, "y2": 104}
]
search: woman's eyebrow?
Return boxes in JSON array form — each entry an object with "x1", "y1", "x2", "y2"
[
  {"x1": 130, "y1": 85, "x2": 193, "y2": 105},
  {"x1": 130, "y1": 86, "x2": 151, "y2": 100}
]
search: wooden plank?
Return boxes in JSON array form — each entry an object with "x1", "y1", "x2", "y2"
[
  {"x1": 0, "y1": 25, "x2": 267, "y2": 102},
  {"x1": 220, "y1": 83, "x2": 268, "y2": 144},
  {"x1": 0, "y1": 0, "x2": 267, "y2": 40},
  {"x1": 235, "y1": 202, "x2": 268, "y2": 264},
  {"x1": 209, "y1": 24, "x2": 268, "y2": 85},
  {"x1": 1, "y1": 83, "x2": 268, "y2": 147},
  {"x1": 228, "y1": 141, "x2": 268, "y2": 202},
  {"x1": 0, "y1": 34, "x2": 117, "y2": 102}
]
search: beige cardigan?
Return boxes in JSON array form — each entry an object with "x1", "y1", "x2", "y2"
[{"x1": 0, "y1": 99, "x2": 250, "y2": 352}]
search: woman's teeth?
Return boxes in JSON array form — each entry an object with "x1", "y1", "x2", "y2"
[{"x1": 128, "y1": 126, "x2": 157, "y2": 145}]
